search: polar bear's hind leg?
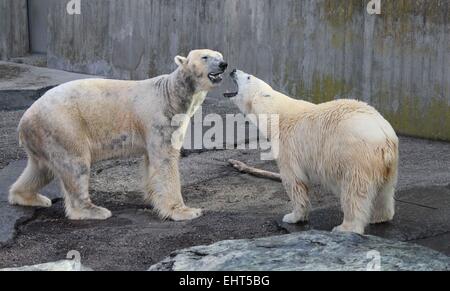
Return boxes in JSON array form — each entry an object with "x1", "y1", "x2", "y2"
[
  {"x1": 282, "y1": 178, "x2": 310, "y2": 224},
  {"x1": 371, "y1": 173, "x2": 396, "y2": 224},
  {"x1": 9, "y1": 157, "x2": 54, "y2": 208},
  {"x1": 333, "y1": 175, "x2": 377, "y2": 235},
  {"x1": 45, "y1": 140, "x2": 112, "y2": 220},
  {"x1": 57, "y1": 161, "x2": 112, "y2": 220}
]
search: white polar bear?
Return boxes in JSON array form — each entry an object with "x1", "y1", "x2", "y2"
[
  {"x1": 225, "y1": 70, "x2": 399, "y2": 234},
  {"x1": 9, "y1": 49, "x2": 228, "y2": 221}
]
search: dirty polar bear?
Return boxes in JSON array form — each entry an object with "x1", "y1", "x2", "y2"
[
  {"x1": 9, "y1": 49, "x2": 228, "y2": 221},
  {"x1": 226, "y1": 70, "x2": 399, "y2": 234}
]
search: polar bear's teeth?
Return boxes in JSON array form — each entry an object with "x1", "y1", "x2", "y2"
[
  {"x1": 208, "y1": 73, "x2": 223, "y2": 83},
  {"x1": 223, "y1": 92, "x2": 238, "y2": 98}
]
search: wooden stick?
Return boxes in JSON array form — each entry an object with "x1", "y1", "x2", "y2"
[{"x1": 228, "y1": 159, "x2": 282, "y2": 182}]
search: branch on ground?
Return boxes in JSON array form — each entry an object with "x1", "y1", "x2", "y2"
[{"x1": 228, "y1": 159, "x2": 282, "y2": 182}]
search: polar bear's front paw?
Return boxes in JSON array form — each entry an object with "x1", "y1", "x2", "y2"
[
  {"x1": 282, "y1": 212, "x2": 308, "y2": 224},
  {"x1": 67, "y1": 204, "x2": 112, "y2": 220},
  {"x1": 9, "y1": 192, "x2": 52, "y2": 208},
  {"x1": 171, "y1": 207, "x2": 202, "y2": 221}
]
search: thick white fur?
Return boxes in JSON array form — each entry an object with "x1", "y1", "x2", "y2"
[
  {"x1": 9, "y1": 49, "x2": 226, "y2": 221},
  {"x1": 230, "y1": 70, "x2": 399, "y2": 234}
]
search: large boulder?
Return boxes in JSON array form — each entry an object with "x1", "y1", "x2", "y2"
[{"x1": 149, "y1": 230, "x2": 450, "y2": 271}]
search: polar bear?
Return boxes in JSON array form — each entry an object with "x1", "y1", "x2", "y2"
[
  {"x1": 9, "y1": 49, "x2": 228, "y2": 221},
  {"x1": 225, "y1": 70, "x2": 398, "y2": 234}
]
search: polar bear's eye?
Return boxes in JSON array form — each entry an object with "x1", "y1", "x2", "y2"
[
  {"x1": 247, "y1": 76, "x2": 251, "y2": 80},
  {"x1": 202, "y1": 56, "x2": 208, "y2": 60}
]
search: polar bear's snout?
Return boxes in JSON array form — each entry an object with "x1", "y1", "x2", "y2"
[
  {"x1": 224, "y1": 70, "x2": 273, "y2": 115},
  {"x1": 229, "y1": 69, "x2": 244, "y2": 81},
  {"x1": 207, "y1": 58, "x2": 228, "y2": 84},
  {"x1": 219, "y1": 61, "x2": 228, "y2": 71}
]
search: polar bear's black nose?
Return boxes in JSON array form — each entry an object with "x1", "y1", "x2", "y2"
[
  {"x1": 219, "y1": 62, "x2": 228, "y2": 70},
  {"x1": 230, "y1": 69, "x2": 237, "y2": 77}
]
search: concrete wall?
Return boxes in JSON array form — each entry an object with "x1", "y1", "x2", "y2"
[
  {"x1": 28, "y1": 0, "x2": 51, "y2": 54},
  {"x1": 0, "y1": 0, "x2": 29, "y2": 60},
  {"x1": 43, "y1": 0, "x2": 449, "y2": 140}
]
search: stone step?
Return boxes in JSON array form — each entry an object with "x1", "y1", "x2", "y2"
[{"x1": 0, "y1": 61, "x2": 96, "y2": 110}]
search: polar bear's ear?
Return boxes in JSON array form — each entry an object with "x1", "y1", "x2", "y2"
[{"x1": 175, "y1": 56, "x2": 187, "y2": 67}]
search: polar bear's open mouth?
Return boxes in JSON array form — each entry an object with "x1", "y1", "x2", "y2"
[
  {"x1": 223, "y1": 91, "x2": 238, "y2": 98},
  {"x1": 223, "y1": 80, "x2": 238, "y2": 98},
  {"x1": 208, "y1": 72, "x2": 224, "y2": 84}
]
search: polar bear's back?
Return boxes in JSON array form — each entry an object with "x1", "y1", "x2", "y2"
[
  {"x1": 305, "y1": 99, "x2": 397, "y2": 144},
  {"x1": 285, "y1": 98, "x2": 398, "y2": 188},
  {"x1": 17, "y1": 77, "x2": 159, "y2": 162}
]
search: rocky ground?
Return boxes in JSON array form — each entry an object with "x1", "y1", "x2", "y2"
[{"x1": 0, "y1": 62, "x2": 449, "y2": 271}]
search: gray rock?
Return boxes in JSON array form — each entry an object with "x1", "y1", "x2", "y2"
[
  {"x1": 0, "y1": 260, "x2": 92, "y2": 271},
  {"x1": 149, "y1": 230, "x2": 450, "y2": 271}
]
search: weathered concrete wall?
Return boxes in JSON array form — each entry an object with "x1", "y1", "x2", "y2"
[
  {"x1": 46, "y1": 0, "x2": 449, "y2": 140},
  {"x1": 0, "y1": 0, "x2": 29, "y2": 60}
]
